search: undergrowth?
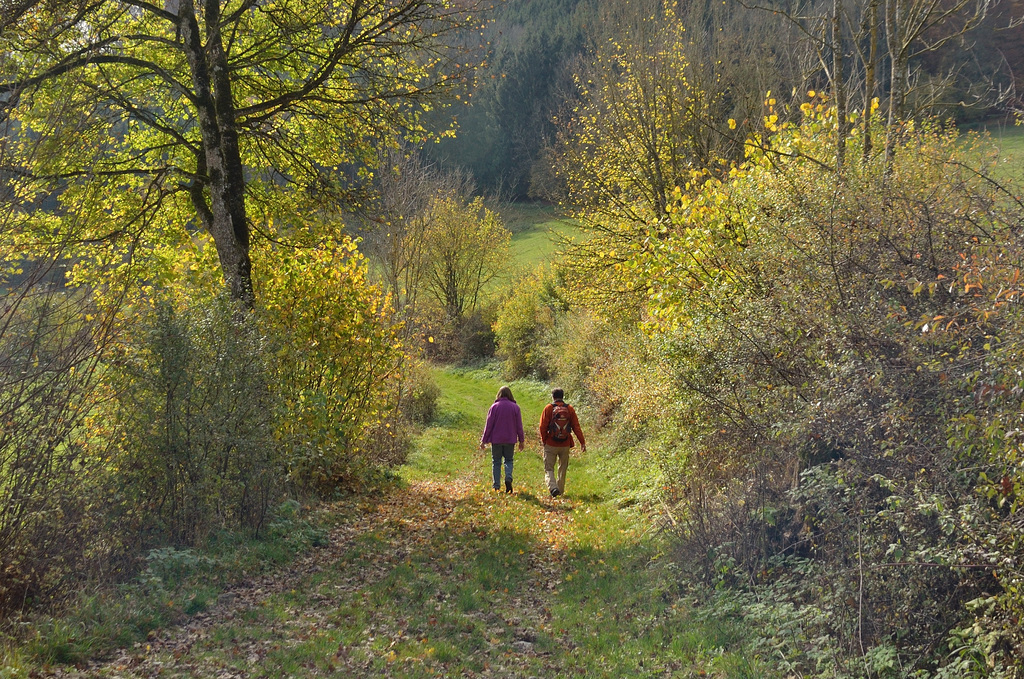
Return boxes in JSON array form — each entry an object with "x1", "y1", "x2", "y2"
[{"x1": 0, "y1": 500, "x2": 330, "y2": 674}]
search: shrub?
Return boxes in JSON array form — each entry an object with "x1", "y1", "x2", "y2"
[
  {"x1": 560, "y1": 104, "x2": 1024, "y2": 673},
  {"x1": 455, "y1": 308, "x2": 497, "y2": 362},
  {"x1": 494, "y1": 267, "x2": 562, "y2": 379},
  {"x1": 658, "y1": 119, "x2": 1024, "y2": 672},
  {"x1": 400, "y1": 360, "x2": 441, "y2": 425},
  {"x1": 356, "y1": 417, "x2": 413, "y2": 468},
  {"x1": 103, "y1": 292, "x2": 281, "y2": 546},
  {"x1": 0, "y1": 273, "x2": 116, "y2": 613},
  {"x1": 423, "y1": 306, "x2": 497, "y2": 364},
  {"x1": 540, "y1": 308, "x2": 609, "y2": 405},
  {"x1": 256, "y1": 237, "x2": 405, "y2": 495}
]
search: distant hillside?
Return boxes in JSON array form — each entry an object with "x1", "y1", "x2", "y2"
[
  {"x1": 425, "y1": 0, "x2": 595, "y2": 198},
  {"x1": 428, "y1": 0, "x2": 1024, "y2": 198}
]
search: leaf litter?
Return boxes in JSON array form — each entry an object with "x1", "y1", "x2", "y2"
[{"x1": 42, "y1": 476, "x2": 603, "y2": 678}]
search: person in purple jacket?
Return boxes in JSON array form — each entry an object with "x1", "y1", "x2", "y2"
[{"x1": 479, "y1": 385, "x2": 525, "y2": 493}]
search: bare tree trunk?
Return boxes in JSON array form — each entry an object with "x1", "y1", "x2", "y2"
[
  {"x1": 884, "y1": 0, "x2": 910, "y2": 170},
  {"x1": 863, "y1": 0, "x2": 879, "y2": 161},
  {"x1": 833, "y1": 0, "x2": 848, "y2": 171}
]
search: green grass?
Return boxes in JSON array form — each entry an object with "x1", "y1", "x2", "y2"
[
  {"x1": 177, "y1": 364, "x2": 759, "y2": 678},
  {"x1": 2, "y1": 365, "x2": 761, "y2": 677},
  {"x1": 402, "y1": 365, "x2": 550, "y2": 481},
  {"x1": 990, "y1": 125, "x2": 1024, "y2": 177},
  {"x1": 509, "y1": 217, "x2": 578, "y2": 271},
  {"x1": 492, "y1": 201, "x2": 561, "y2": 234},
  {"x1": 399, "y1": 365, "x2": 761, "y2": 676},
  {"x1": 0, "y1": 504, "x2": 331, "y2": 674},
  {"x1": 421, "y1": 366, "x2": 759, "y2": 672},
  {"x1": 498, "y1": 201, "x2": 580, "y2": 273},
  {"x1": 959, "y1": 121, "x2": 1024, "y2": 182}
]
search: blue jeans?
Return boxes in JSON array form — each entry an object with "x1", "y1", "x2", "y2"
[{"x1": 491, "y1": 443, "x2": 515, "y2": 487}]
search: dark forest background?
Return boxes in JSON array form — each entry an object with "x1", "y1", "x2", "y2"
[{"x1": 427, "y1": 0, "x2": 1024, "y2": 199}]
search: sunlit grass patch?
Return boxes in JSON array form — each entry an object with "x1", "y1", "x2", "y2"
[
  {"x1": 991, "y1": 127, "x2": 1024, "y2": 182},
  {"x1": 508, "y1": 216, "x2": 579, "y2": 271},
  {"x1": 402, "y1": 365, "x2": 551, "y2": 483},
  {"x1": 392, "y1": 365, "x2": 764, "y2": 677},
  {"x1": 960, "y1": 121, "x2": 1024, "y2": 182}
]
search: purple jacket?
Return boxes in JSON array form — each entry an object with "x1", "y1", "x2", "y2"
[{"x1": 480, "y1": 398, "x2": 525, "y2": 446}]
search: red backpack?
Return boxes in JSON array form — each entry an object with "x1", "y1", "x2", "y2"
[{"x1": 548, "y1": 401, "x2": 572, "y2": 443}]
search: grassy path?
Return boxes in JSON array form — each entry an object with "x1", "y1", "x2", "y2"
[{"x1": 50, "y1": 367, "x2": 757, "y2": 678}]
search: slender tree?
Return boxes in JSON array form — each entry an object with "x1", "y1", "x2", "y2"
[
  {"x1": 421, "y1": 196, "x2": 508, "y2": 322},
  {"x1": 740, "y1": 0, "x2": 996, "y2": 168},
  {"x1": 361, "y1": 146, "x2": 474, "y2": 317},
  {"x1": 881, "y1": 0, "x2": 993, "y2": 165}
]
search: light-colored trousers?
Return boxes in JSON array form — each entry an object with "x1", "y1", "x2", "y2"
[{"x1": 543, "y1": 444, "x2": 571, "y2": 494}]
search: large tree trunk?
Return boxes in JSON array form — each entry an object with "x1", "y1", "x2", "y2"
[{"x1": 177, "y1": 0, "x2": 254, "y2": 306}]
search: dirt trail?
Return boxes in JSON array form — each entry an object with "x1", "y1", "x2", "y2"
[{"x1": 52, "y1": 475, "x2": 581, "y2": 678}]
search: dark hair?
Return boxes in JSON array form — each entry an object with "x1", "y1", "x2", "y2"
[
  {"x1": 551, "y1": 388, "x2": 564, "y2": 401},
  {"x1": 496, "y1": 385, "x2": 516, "y2": 403}
]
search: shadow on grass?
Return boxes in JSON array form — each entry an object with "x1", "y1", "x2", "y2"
[
  {"x1": 235, "y1": 481, "x2": 762, "y2": 679},
  {"x1": 433, "y1": 409, "x2": 470, "y2": 428},
  {"x1": 503, "y1": 491, "x2": 580, "y2": 515},
  {"x1": 566, "y1": 491, "x2": 605, "y2": 503}
]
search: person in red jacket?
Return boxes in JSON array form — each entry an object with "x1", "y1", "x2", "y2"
[
  {"x1": 538, "y1": 388, "x2": 585, "y2": 498},
  {"x1": 479, "y1": 385, "x2": 525, "y2": 493}
]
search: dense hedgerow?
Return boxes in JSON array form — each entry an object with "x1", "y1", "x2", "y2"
[
  {"x1": 256, "y1": 238, "x2": 405, "y2": 495},
  {"x1": 0, "y1": 274, "x2": 117, "y2": 613},
  {"x1": 635, "y1": 110, "x2": 1024, "y2": 674},
  {"x1": 100, "y1": 292, "x2": 281, "y2": 546}
]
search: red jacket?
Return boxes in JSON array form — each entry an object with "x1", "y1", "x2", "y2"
[{"x1": 539, "y1": 401, "x2": 585, "y2": 448}]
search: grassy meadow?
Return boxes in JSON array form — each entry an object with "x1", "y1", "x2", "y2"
[
  {"x1": 500, "y1": 202, "x2": 578, "y2": 272},
  {"x1": 961, "y1": 119, "x2": 1024, "y2": 181},
  {"x1": 991, "y1": 124, "x2": 1024, "y2": 179}
]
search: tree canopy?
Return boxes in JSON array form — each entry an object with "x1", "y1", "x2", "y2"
[{"x1": 1, "y1": 0, "x2": 478, "y2": 303}]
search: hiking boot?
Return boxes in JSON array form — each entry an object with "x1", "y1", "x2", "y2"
[
  {"x1": 505, "y1": 481, "x2": 513, "y2": 493},
  {"x1": 493, "y1": 484, "x2": 500, "y2": 491}
]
